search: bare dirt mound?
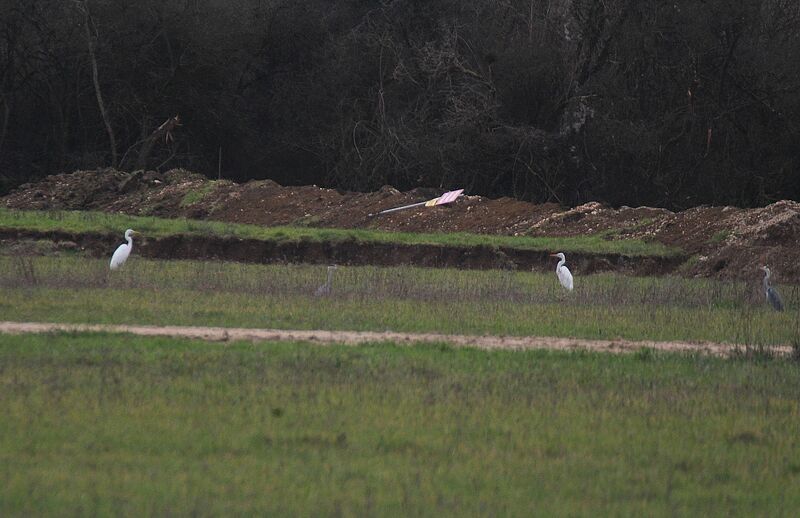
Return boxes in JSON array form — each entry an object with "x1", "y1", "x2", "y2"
[
  {"x1": 0, "y1": 321, "x2": 792, "y2": 358},
  {"x1": 3, "y1": 168, "x2": 557, "y2": 234},
  {"x1": 4, "y1": 169, "x2": 800, "y2": 281}
]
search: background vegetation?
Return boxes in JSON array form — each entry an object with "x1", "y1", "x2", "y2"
[{"x1": 1, "y1": 0, "x2": 798, "y2": 208}]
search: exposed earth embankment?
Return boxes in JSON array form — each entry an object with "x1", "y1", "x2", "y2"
[{"x1": 4, "y1": 169, "x2": 800, "y2": 281}]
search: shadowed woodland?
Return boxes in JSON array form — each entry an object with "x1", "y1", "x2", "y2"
[{"x1": 1, "y1": 0, "x2": 799, "y2": 209}]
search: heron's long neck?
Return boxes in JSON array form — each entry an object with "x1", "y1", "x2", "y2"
[
  {"x1": 326, "y1": 269, "x2": 334, "y2": 285},
  {"x1": 763, "y1": 271, "x2": 771, "y2": 290},
  {"x1": 126, "y1": 236, "x2": 133, "y2": 248},
  {"x1": 557, "y1": 258, "x2": 565, "y2": 270}
]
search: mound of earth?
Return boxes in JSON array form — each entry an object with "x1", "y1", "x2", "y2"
[{"x1": 4, "y1": 169, "x2": 799, "y2": 282}]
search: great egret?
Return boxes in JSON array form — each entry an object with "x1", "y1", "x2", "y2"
[
  {"x1": 550, "y1": 252, "x2": 573, "y2": 291},
  {"x1": 761, "y1": 266, "x2": 784, "y2": 311},
  {"x1": 315, "y1": 265, "x2": 338, "y2": 296},
  {"x1": 109, "y1": 229, "x2": 139, "y2": 270}
]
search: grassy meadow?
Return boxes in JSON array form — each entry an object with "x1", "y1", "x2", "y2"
[
  {"x1": 0, "y1": 207, "x2": 680, "y2": 256},
  {"x1": 1, "y1": 333, "x2": 799, "y2": 515},
  {"x1": 0, "y1": 255, "x2": 798, "y2": 347},
  {"x1": 1, "y1": 221, "x2": 799, "y2": 515}
]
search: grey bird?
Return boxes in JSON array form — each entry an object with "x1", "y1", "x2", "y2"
[
  {"x1": 760, "y1": 266, "x2": 784, "y2": 312},
  {"x1": 315, "y1": 265, "x2": 338, "y2": 297}
]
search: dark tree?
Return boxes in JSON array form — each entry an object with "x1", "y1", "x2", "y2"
[{"x1": 1, "y1": 0, "x2": 798, "y2": 209}]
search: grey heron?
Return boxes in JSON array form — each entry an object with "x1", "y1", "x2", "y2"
[
  {"x1": 549, "y1": 252, "x2": 573, "y2": 291},
  {"x1": 110, "y1": 229, "x2": 140, "y2": 270},
  {"x1": 315, "y1": 265, "x2": 338, "y2": 297},
  {"x1": 760, "y1": 266, "x2": 784, "y2": 311}
]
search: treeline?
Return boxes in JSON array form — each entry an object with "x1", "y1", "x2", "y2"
[{"x1": 1, "y1": 0, "x2": 799, "y2": 208}]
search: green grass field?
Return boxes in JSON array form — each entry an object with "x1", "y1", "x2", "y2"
[
  {"x1": 1, "y1": 231, "x2": 798, "y2": 515},
  {"x1": 1, "y1": 256, "x2": 797, "y2": 347},
  {"x1": 1, "y1": 333, "x2": 799, "y2": 516},
  {"x1": 0, "y1": 207, "x2": 681, "y2": 257}
]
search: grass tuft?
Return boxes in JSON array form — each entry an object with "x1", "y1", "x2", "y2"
[{"x1": 179, "y1": 182, "x2": 218, "y2": 207}]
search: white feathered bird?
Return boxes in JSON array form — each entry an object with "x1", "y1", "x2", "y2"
[
  {"x1": 109, "y1": 229, "x2": 139, "y2": 270},
  {"x1": 550, "y1": 252, "x2": 573, "y2": 291}
]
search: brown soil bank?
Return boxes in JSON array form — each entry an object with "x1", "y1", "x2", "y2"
[
  {"x1": 0, "y1": 228, "x2": 684, "y2": 275},
  {"x1": 4, "y1": 169, "x2": 800, "y2": 281}
]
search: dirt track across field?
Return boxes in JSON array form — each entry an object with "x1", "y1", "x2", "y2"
[{"x1": 0, "y1": 321, "x2": 792, "y2": 358}]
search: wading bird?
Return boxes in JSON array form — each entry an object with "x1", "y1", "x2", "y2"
[
  {"x1": 550, "y1": 252, "x2": 573, "y2": 291},
  {"x1": 315, "y1": 265, "x2": 338, "y2": 296},
  {"x1": 761, "y1": 266, "x2": 784, "y2": 311},
  {"x1": 109, "y1": 229, "x2": 139, "y2": 270}
]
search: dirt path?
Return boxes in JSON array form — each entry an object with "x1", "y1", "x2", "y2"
[{"x1": 0, "y1": 321, "x2": 792, "y2": 357}]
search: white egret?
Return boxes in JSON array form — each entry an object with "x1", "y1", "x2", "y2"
[
  {"x1": 760, "y1": 266, "x2": 784, "y2": 311},
  {"x1": 109, "y1": 229, "x2": 139, "y2": 270},
  {"x1": 315, "y1": 265, "x2": 338, "y2": 296},
  {"x1": 550, "y1": 252, "x2": 573, "y2": 291}
]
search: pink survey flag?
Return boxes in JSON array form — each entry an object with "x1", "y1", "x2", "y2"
[
  {"x1": 425, "y1": 189, "x2": 464, "y2": 207},
  {"x1": 371, "y1": 189, "x2": 465, "y2": 216}
]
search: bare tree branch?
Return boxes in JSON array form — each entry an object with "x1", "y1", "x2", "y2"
[{"x1": 75, "y1": 0, "x2": 117, "y2": 168}]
